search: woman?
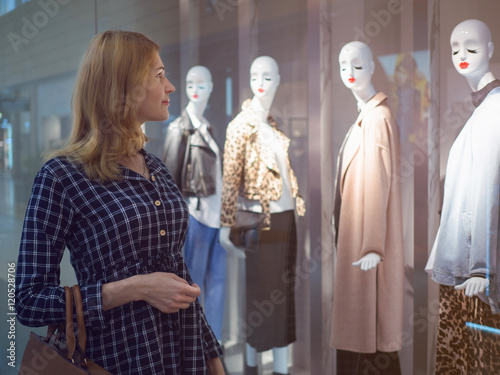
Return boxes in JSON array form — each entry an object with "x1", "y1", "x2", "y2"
[{"x1": 15, "y1": 30, "x2": 224, "y2": 374}]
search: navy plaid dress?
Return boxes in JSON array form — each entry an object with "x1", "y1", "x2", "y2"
[{"x1": 16, "y1": 149, "x2": 222, "y2": 374}]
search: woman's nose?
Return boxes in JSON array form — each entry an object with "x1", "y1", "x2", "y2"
[{"x1": 165, "y1": 79, "x2": 175, "y2": 93}]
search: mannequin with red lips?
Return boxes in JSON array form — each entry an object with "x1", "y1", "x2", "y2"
[
  {"x1": 219, "y1": 56, "x2": 283, "y2": 258},
  {"x1": 164, "y1": 66, "x2": 228, "y2": 349},
  {"x1": 220, "y1": 56, "x2": 295, "y2": 375},
  {"x1": 426, "y1": 19, "x2": 496, "y2": 298},
  {"x1": 332, "y1": 41, "x2": 404, "y2": 375},
  {"x1": 338, "y1": 41, "x2": 381, "y2": 270},
  {"x1": 425, "y1": 19, "x2": 500, "y2": 373},
  {"x1": 447, "y1": 19, "x2": 495, "y2": 296}
]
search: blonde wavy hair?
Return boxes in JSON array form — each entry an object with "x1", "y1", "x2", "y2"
[{"x1": 48, "y1": 30, "x2": 160, "y2": 183}]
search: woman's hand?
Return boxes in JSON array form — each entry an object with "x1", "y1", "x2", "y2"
[
  {"x1": 219, "y1": 226, "x2": 246, "y2": 259},
  {"x1": 102, "y1": 272, "x2": 200, "y2": 313},
  {"x1": 140, "y1": 273, "x2": 201, "y2": 313}
]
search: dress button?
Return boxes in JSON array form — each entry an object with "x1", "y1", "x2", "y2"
[
  {"x1": 151, "y1": 175, "x2": 155, "y2": 182},
  {"x1": 160, "y1": 229, "x2": 166, "y2": 236},
  {"x1": 155, "y1": 200, "x2": 161, "y2": 207}
]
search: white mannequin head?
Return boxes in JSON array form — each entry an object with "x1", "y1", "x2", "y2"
[
  {"x1": 186, "y1": 65, "x2": 213, "y2": 104},
  {"x1": 450, "y1": 20, "x2": 495, "y2": 90},
  {"x1": 339, "y1": 41, "x2": 376, "y2": 104},
  {"x1": 250, "y1": 56, "x2": 280, "y2": 100}
]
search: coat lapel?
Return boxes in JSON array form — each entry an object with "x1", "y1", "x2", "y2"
[{"x1": 340, "y1": 92, "x2": 388, "y2": 191}]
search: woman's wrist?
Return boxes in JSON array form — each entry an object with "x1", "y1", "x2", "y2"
[{"x1": 102, "y1": 274, "x2": 144, "y2": 311}]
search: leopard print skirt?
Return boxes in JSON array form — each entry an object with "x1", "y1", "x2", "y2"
[{"x1": 436, "y1": 285, "x2": 500, "y2": 374}]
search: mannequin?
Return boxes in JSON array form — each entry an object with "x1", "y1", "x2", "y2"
[
  {"x1": 426, "y1": 20, "x2": 500, "y2": 373},
  {"x1": 220, "y1": 56, "x2": 305, "y2": 375},
  {"x1": 331, "y1": 41, "x2": 404, "y2": 375},
  {"x1": 163, "y1": 66, "x2": 227, "y2": 344}
]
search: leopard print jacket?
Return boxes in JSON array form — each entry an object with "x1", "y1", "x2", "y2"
[{"x1": 221, "y1": 100, "x2": 306, "y2": 229}]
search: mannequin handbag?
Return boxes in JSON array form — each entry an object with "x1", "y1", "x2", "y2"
[
  {"x1": 229, "y1": 210, "x2": 266, "y2": 252},
  {"x1": 18, "y1": 285, "x2": 111, "y2": 375}
]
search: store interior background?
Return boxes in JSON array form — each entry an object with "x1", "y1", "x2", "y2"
[{"x1": 1, "y1": 0, "x2": 500, "y2": 374}]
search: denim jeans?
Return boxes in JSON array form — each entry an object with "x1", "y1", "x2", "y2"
[{"x1": 184, "y1": 215, "x2": 227, "y2": 340}]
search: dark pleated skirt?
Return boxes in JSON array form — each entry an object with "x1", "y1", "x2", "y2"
[{"x1": 245, "y1": 210, "x2": 297, "y2": 352}]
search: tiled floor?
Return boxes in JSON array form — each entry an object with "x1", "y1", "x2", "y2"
[{"x1": 223, "y1": 342, "x2": 309, "y2": 375}]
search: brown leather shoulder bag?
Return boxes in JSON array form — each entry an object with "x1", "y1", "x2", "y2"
[{"x1": 18, "y1": 285, "x2": 111, "y2": 374}]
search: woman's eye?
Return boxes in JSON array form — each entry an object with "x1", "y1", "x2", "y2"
[
  {"x1": 452, "y1": 50, "x2": 459, "y2": 55},
  {"x1": 199, "y1": 86, "x2": 205, "y2": 90},
  {"x1": 354, "y1": 66, "x2": 363, "y2": 70},
  {"x1": 467, "y1": 49, "x2": 478, "y2": 54},
  {"x1": 341, "y1": 68, "x2": 346, "y2": 71},
  {"x1": 264, "y1": 78, "x2": 271, "y2": 81}
]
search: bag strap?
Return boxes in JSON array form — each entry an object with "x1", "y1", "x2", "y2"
[
  {"x1": 43, "y1": 286, "x2": 85, "y2": 362},
  {"x1": 64, "y1": 285, "x2": 77, "y2": 361},
  {"x1": 71, "y1": 285, "x2": 87, "y2": 353}
]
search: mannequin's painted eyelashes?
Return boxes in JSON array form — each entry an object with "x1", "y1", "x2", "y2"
[
  {"x1": 452, "y1": 49, "x2": 479, "y2": 55},
  {"x1": 341, "y1": 67, "x2": 363, "y2": 71}
]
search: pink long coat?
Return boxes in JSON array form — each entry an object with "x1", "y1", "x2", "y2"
[{"x1": 330, "y1": 92, "x2": 404, "y2": 353}]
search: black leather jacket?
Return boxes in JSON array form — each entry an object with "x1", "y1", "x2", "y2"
[{"x1": 163, "y1": 110, "x2": 218, "y2": 198}]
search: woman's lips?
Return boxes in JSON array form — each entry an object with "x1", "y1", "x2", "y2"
[
  {"x1": 258, "y1": 88, "x2": 264, "y2": 93},
  {"x1": 348, "y1": 77, "x2": 356, "y2": 83},
  {"x1": 162, "y1": 100, "x2": 170, "y2": 106},
  {"x1": 193, "y1": 94, "x2": 198, "y2": 99},
  {"x1": 460, "y1": 62, "x2": 469, "y2": 69}
]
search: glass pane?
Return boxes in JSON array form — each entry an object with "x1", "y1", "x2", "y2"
[
  {"x1": 94, "y1": 1, "x2": 311, "y2": 373},
  {"x1": 326, "y1": 0, "x2": 425, "y2": 373},
  {"x1": 0, "y1": 0, "x2": 96, "y2": 373}
]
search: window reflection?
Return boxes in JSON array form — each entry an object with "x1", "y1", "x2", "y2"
[{"x1": 0, "y1": 0, "x2": 31, "y2": 16}]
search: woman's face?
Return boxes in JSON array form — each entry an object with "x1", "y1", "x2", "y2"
[{"x1": 135, "y1": 53, "x2": 175, "y2": 124}]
